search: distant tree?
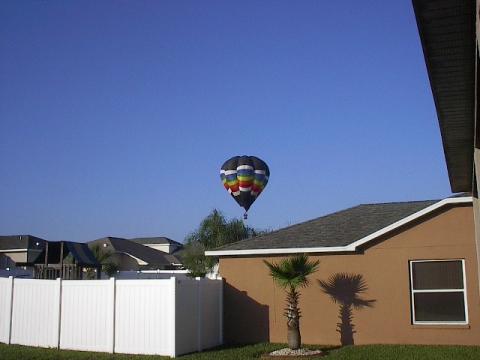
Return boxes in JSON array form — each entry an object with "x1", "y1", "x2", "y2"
[
  {"x1": 181, "y1": 241, "x2": 215, "y2": 278},
  {"x1": 264, "y1": 254, "x2": 319, "y2": 350},
  {"x1": 183, "y1": 209, "x2": 266, "y2": 277},
  {"x1": 87, "y1": 244, "x2": 118, "y2": 279}
]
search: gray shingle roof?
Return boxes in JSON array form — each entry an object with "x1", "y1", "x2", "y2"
[
  {"x1": 216, "y1": 200, "x2": 439, "y2": 251},
  {"x1": 0, "y1": 235, "x2": 46, "y2": 251},
  {"x1": 89, "y1": 237, "x2": 173, "y2": 267}
]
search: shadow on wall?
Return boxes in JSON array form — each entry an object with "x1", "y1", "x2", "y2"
[
  {"x1": 224, "y1": 282, "x2": 269, "y2": 344},
  {"x1": 318, "y1": 273, "x2": 375, "y2": 346}
]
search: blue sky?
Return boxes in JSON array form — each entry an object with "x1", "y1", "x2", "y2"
[{"x1": 0, "y1": 1, "x2": 450, "y2": 243}]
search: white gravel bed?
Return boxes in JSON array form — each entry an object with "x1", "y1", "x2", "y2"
[{"x1": 269, "y1": 348, "x2": 323, "y2": 356}]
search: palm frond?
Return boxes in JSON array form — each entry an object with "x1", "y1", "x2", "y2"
[
  {"x1": 89, "y1": 244, "x2": 117, "y2": 277},
  {"x1": 102, "y1": 262, "x2": 118, "y2": 277},
  {"x1": 264, "y1": 254, "x2": 319, "y2": 290}
]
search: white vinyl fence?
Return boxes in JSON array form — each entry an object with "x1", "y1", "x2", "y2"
[
  {"x1": 112, "y1": 270, "x2": 190, "y2": 280},
  {"x1": 0, "y1": 276, "x2": 223, "y2": 357}
]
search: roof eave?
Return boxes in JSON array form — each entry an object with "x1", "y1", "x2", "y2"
[{"x1": 412, "y1": 0, "x2": 476, "y2": 193}]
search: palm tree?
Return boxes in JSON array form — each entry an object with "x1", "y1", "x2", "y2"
[
  {"x1": 318, "y1": 273, "x2": 375, "y2": 345},
  {"x1": 87, "y1": 244, "x2": 118, "y2": 279},
  {"x1": 264, "y1": 254, "x2": 319, "y2": 350},
  {"x1": 183, "y1": 209, "x2": 265, "y2": 276}
]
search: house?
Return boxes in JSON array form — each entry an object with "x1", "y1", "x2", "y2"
[
  {"x1": 130, "y1": 236, "x2": 183, "y2": 255},
  {"x1": 204, "y1": 0, "x2": 480, "y2": 347},
  {"x1": 206, "y1": 195, "x2": 479, "y2": 345},
  {"x1": 88, "y1": 237, "x2": 183, "y2": 271},
  {"x1": 0, "y1": 235, "x2": 47, "y2": 269},
  {"x1": 0, "y1": 235, "x2": 100, "y2": 279}
]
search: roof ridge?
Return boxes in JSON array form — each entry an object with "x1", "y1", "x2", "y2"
[
  {"x1": 357, "y1": 199, "x2": 439, "y2": 206},
  {"x1": 130, "y1": 236, "x2": 183, "y2": 245}
]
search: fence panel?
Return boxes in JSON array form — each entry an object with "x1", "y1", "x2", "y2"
[
  {"x1": 60, "y1": 279, "x2": 114, "y2": 352},
  {"x1": 10, "y1": 279, "x2": 60, "y2": 348},
  {"x1": 200, "y1": 279, "x2": 223, "y2": 349},
  {"x1": 114, "y1": 279, "x2": 174, "y2": 356},
  {"x1": 175, "y1": 278, "x2": 200, "y2": 356},
  {"x1": 0, "y1": 277, "x2": 223, "y2": 357},
  {"x1": 0, "y1": 277, "x2": 13, "y2": 343},
  {"x1": 114, "y1": 271, "x2": 189, "y2": 280}
]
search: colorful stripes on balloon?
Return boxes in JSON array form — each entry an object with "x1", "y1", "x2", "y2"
[{"x1": 220, "y1": 155, "x2": 270, "y2": 212}]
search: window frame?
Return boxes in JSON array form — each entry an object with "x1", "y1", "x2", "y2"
[{"x1": 409, "y1": 259, "x2": 469, "y2": 325}]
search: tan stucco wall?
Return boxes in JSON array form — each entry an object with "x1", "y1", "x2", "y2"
[
  {"x1": 218, "y1": 205, "x2": 480, "y2": 346},
  {"x1": 473, "y1": 196, "x2": 480, "y2": 294}
]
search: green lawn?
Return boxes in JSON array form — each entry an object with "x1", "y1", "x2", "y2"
[{"x1": 0, "y1": 343, "x2": 479, "y2": 359}]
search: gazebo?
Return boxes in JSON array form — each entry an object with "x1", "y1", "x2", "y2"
[{"x1": 33, "y1": 241, "x2": 101, "y2": 280}]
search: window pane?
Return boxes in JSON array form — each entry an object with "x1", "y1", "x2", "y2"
[
  {"x1": 412, "y1": 261, "x2": 463, "y2": 290},
  {"x1": 414, "y1": 292, "x2": 466, "y2": 322}
]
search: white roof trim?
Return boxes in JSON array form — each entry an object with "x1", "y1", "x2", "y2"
[
  {"x1": 120, "y1": 252, "x2": 148, "y2": 266},
  {"x1": 205, "y1": 196, "x2": 472, "y2": 257},
  {"x1": 206, "y1": 245, "x2": 356, "y2": 256},
  {"x1": 0, "y1": 249, "x2": 28, "y2": 253}
]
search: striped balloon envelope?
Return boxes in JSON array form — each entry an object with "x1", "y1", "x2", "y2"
[{"x1": 220, "y1": 155, "x2": 270, "y2": 218}]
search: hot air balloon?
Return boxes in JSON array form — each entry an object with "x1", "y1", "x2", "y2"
[{"x1": 220, "y1": 155, "x2": 270, "y2": 219}]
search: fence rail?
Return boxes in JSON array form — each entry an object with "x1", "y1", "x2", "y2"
[{"x1": 0, "y1": 276, "x2": 223, "y2": 357}]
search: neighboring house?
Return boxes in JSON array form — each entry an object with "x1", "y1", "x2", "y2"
[
  {"x1": 88, "y1": 237, "x2": 183, "y2": 271},
  {"x1": 0, "y1": 235, "x2": 99, "y2": 279},
  {"x1": 206, "y1": 196, "x2": 479, "y2": 345},
  {"x1": 0, "y1": 235, "x2": 47, "y2": 270},
  {"x1": 130, "y1": 236, "x2": 183, "y2": 255}
]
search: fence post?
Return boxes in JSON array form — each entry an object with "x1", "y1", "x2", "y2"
[
  {"x1": 170, "y1": 277, "x2": 176, "y2": 358},
  {"x1": 109, "y1": 277, "x2": 116, "y2": 354},
  {"x1": 196, "y1": 277, "x2": 203, "y2": 352},
  {"x1": 6, "y1": 276, "x2": 14, "y2": 345},
  {"x1": 55, "y1": 278, "x2": 62, "y2": 349},
  {"x1": 218, "y1": 277, "x2": 223, "y2": 345}
]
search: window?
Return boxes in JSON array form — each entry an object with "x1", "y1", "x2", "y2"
[{"x1": 410, "y1": 260, "x2": 468, "y2": 325}]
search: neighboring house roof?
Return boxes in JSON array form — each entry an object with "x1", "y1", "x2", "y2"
[
  {"x1": 0, "y1": 236, "x2": 99, "y2": 266},
  {"x1": 130, "y1": 236, "x2": 183, "y2": 247},
  {"x1": 62, "y1": 241, "x2": 100, "y2": 267},
  {"x1": 0, "y1": 235, "x2": 47, "y2": 264},
  {"x1": 89, "y1": 237, "x2": 180, "y2": 268},
  {"x1": 0, "y1": 235, "x2": 46, "y2": 251},
  {"x1": 413, "y1": 0, "x2": 476, "y2": 193},
  {"x1": 206, "y1": 196, "x2": 472, "y2": 256},
  {"x1": 170, "y1": 246, "x2": 185, "y2": 261}
]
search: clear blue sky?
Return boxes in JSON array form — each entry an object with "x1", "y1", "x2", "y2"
[{"x1": 0, "y1": 1, "x2": 451, "y2": 243}]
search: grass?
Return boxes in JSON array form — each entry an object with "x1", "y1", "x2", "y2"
[{"x1": 0, "y1": 343, "x2": 480, "y2": 359}]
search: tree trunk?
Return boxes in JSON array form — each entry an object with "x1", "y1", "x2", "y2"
[
  {"x1": 287, "y1": 323, "x2": 301, "y2": 350},
  {"x1": 285, "y1": 286, "x2": 301, "y2": 350}
]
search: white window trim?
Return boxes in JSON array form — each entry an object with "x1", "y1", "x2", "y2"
[{"x1": 409, "y1": 259, "x2": 469, "y2": 325}]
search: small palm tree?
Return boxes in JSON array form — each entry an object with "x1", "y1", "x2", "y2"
[
  {"x1": 87, "y1": 244, "x2": 118, "y2": 279},
  {"x1": 264, "y1": 254, "x2": 319, "y2": 350}
]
